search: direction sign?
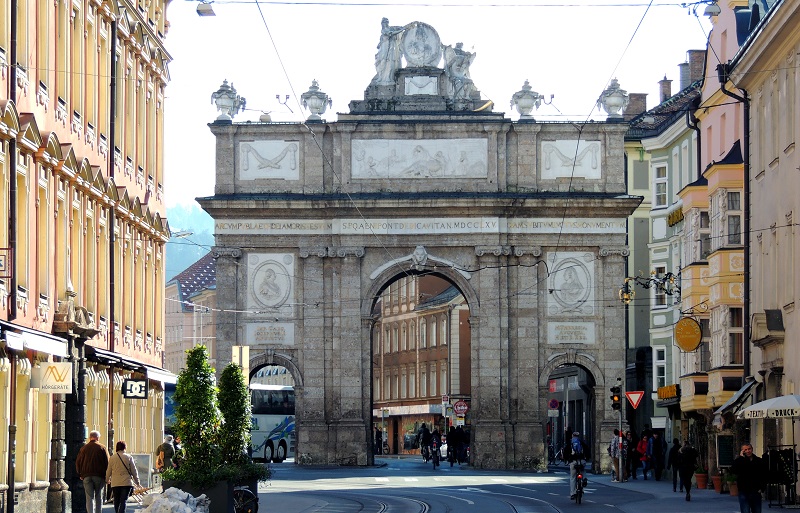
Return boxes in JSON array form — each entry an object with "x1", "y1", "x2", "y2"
[{"x1": 626, "y1": 391, "x2": 644, "y2": 409}]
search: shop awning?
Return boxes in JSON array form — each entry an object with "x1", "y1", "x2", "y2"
[
  {"x1": 85, "y1": 345, "x2": 177, "y2": 384},
  {"x1": 0, "y1": 319, "x2": 68, "y2": 357},
  {"x1": 714, "y1": 379, "x2": 759, "y2": 416}
]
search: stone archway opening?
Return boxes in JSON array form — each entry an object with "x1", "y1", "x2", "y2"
[
  {"x1": 545, "y1": 363, "x2": 597, "y2": 463},
  {"x1": 249, "y1": 363, "x2": 297, "y2": 463},
  {"x1": 370, "y1": 271, "x2": 472, "y2": 457}
]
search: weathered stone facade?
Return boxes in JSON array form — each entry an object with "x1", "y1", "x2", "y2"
[{"x1": 199, "y1": 20, "x2": 641, "y2": 469}]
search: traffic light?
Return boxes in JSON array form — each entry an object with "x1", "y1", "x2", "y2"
[{"x1": 610, "y1": 386, "x2": 622, "y2": 411}]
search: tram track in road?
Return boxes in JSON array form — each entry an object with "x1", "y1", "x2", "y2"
[{"x1": 301, "y1": 490, "x2": 432, "y2": 513}]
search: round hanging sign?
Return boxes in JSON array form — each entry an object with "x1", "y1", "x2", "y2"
[{"x1": 675, "y1": 317, "x2": 702, "y2": 352}]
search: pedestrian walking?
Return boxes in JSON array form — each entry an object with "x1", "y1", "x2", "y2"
[
  {"x1": 375, "y1": 426, "x2": 383, "y2": 455},
  {"x1": 609, "y1": 429, "x2": 621, "y2": 482},
  {"x1": 106, "y1": 440, "x2": 141, "y2": 513},
  {"x1": 638, "y1": 432, "x2": 651, "y2": 480},
  {"x1": 650, "y1": 432, "x2": 667, "y2": 480},
  {"x1": 678, "y1": 441, "x2": 699, "y2": 502},
  {"x1": 626, "y1": 431, "x2": 639, "y2": 480},
  {"x1": 666, "y1": 438, "x2": 683, "y2": 492},
  {"x1": 731, "y1": 442, "x2": 767, "y2": 513},
  {"x1": 75, "y1": 430, "x2": 110, "y2": 513},
  {"x1": 155, "y1": 434, "x2": 176, "y2": 472}
]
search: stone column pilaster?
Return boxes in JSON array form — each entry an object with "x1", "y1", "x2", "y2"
[{"x1": 211, "y1": 247, "x2": 242, "y2": 378}]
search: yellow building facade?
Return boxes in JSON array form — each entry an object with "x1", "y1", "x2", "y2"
[{"x1": 0, "y1": 0, "x2": 174, "y2": 510}]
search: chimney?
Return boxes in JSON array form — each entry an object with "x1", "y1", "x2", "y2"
[
  {"x1": 659, "y1": 75, "x2": 672, "y2": 103},
  {"x1": 688, "y1": 49, "x2": 706, "y2": 84},
  {"x1": 679, "y1": 63, "x2": 690, "y2": 90},
  {"x1": 624, "y1": 93, "x2": 648, "y2": 121}
]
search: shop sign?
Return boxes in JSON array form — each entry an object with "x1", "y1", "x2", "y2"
[
  {"x1": 31, "y1": 362, "x2": 72, "y2": 393},
  {"x1": 675, "y1": 317, "x2": 702, "y2": 352}
]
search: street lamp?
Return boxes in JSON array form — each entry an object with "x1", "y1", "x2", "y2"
[{"x1": 617, "y1": 271, "x2": 680, "y2": 304}]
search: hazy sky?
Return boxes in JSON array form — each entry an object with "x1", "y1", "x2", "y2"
[{"x1": 162, "y1": 0, "x2": 713, "y2": 207}]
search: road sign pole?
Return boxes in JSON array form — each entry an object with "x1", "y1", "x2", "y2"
[{"x1": 618, "y1": 378, "x2": 623, "y2": 463}]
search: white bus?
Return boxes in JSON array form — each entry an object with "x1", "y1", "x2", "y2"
[{"x1": 250, "y1": 384, "x2": 296, "y2": 463}]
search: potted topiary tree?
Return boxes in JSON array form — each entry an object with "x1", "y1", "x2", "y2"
[
  {"x1": 162, "y1": 345, "x2": 230, "y2": 512},
  {"x1": 217, "y1": 361, "x2": 269, "y2": 497},
  {"x1": 162, "y1": 346, "x2": 269, "y2": 513}
]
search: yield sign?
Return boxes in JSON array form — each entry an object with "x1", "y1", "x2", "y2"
[{"x1": 626, "y1": 391, "x2": 644, "y2": 409}]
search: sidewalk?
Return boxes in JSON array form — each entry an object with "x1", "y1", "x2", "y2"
[{"x1": 590, "y1": 470, "x2": 743, "y2": 511}]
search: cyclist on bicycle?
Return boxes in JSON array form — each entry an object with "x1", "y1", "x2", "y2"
[
  {"x1": 566, "y1": 431, "x2": 589, "y2": 500},
  {"x1": 417, "y1": 423, "x2": 432, "y2": 460}
]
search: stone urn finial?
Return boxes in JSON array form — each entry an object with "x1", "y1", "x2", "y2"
[
  {"x1": 511, "y1": 80, "x2": 544, "y2": 120},
  {"x1": 211, "y1": 79, "x2": 246, "y2": 123},
  {"x1": 301, "y1": 79, "x2": 332, "y2": 121},
  {"x1": 597, "y1": 78, "x2": 629, "y2": 120}
]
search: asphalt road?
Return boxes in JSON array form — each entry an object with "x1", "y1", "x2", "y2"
[{"x1": 252, "y1": 455, "x2": 743, "y2": 513}]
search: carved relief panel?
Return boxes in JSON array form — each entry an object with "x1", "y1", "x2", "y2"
[
  {"x1": 246, "y1": 253, "x2": 296, "y2": 317},
  {"x1": 239, "y1": 140, "x2": 300, "y2": 181},
  {"x1": 546, "y1": 252, "x2": 595, "y2": 316}
]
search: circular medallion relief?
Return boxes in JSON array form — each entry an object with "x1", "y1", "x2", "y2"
[
  {"x1": 401, "y1": 22, "x2": 442, "y2": 67},
  {"x1": 252, "y1": 260, "x2": 291, "y2": 309},
  {"x1": 550, "y1": 258, "x2": 591, "y2": 309}
]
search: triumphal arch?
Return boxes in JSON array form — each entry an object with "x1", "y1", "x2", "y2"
[{"x1": 198, "y1": 20, "x2": 641, "y2": 468}]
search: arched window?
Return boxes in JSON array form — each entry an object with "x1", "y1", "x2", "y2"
[
  {"x1": 409, "y1": 322, "x2": 416, "y2": 349},
  {"x1": 401, "y1": 324, "x2": 407, "y2": 351},
  {"x1": 441, "y1": 317, "x2": 447, "y2": 345},
  {"x1": 430, "y1": 317, "x2": 437, "y2": 347},
  {"x1": 420, "y1": 320, "x2": 427, "y2": 348}
]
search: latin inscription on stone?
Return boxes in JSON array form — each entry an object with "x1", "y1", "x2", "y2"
[
  {"x1": 244, "y1": 322, "x2": 295, "y2": 346},
  {"x1": 239, "y1": 140, "x2": 300, "y2": 181},
  {"x1": 215, "y1": 217, "x2": 626, "y2": 235},
  {"x1": 352, "y1": 139, "x2": 487, "y2": 179},
  {"x1": 547, "y1": 322, "x2": 596, "y2": 344},
  {"x1": 541, "y1": 140, "x2": 602, "y2": 179}
]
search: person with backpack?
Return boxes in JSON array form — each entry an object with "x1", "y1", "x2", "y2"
[{"x1": 567, "y1": 431, "x2": 589, "y2": 500}]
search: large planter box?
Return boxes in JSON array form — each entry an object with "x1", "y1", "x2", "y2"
[{"x1": 162, "y1": 479, "x2": 234, "y2": 513}]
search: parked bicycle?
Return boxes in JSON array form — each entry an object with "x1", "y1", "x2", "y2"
[{"x1": 233, "y1": 485, "x2": 258, "y2": 513}]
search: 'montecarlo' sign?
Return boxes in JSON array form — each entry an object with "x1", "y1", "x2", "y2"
[{"x1": 31, "y1": 362, "x2": 73, "y2": 394}]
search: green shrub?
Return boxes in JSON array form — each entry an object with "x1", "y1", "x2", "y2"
[
  {"x1": 162, "y1": 346, "x2": 269, "y2": 488},
  {"x1": 218, "y1": 363, "x2": 252, "y2": 466}
]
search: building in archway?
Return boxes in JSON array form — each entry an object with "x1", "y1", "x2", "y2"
[
  {"x1": 371, "y1": 275, "x2": 470, "y2": 455},
  {"x1": 199, "y1": 20, "x2": 642, "y2": 469}
]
